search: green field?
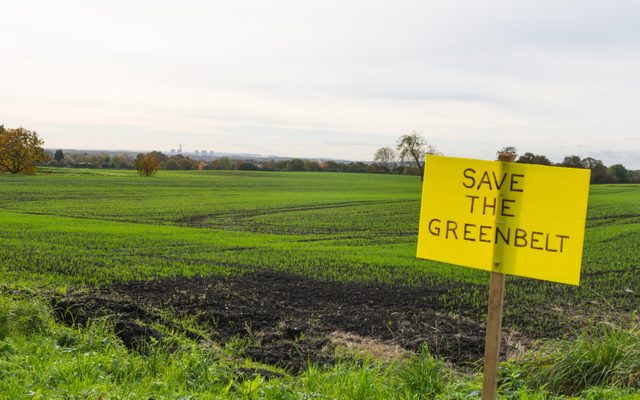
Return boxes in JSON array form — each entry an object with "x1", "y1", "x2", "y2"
[
  {"x1": 1, "y1": 169, "x2": 639, "y2": 398},
  {"x1": 1, "y1": 169, "x2": 638, "y2": 312}
]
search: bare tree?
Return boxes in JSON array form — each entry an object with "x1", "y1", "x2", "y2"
[
  {"x1": 396, "y1": 131, "x2": 438, "y2": 181},
  {"x1": 496, "y1": 146, "x2": 518, "y2": 162},
  {"x1": 373, "y1": 147, "x2": 397, "y2": 171}
]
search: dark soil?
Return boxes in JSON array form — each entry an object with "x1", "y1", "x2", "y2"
[{"x1": 52, "y1": 270, "x2": 531, "y2": 372}]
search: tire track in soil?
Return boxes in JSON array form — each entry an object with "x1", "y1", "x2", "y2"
[{"x1": 174, "y1": 200, "x2": 417, "y2": 235}]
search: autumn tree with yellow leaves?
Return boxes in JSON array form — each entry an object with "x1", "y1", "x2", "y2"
[{"x1": 0, "y1": 126, "x2": 47, "y2": 174}]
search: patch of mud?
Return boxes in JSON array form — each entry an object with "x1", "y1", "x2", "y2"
[
  {"x1": 53, "y1": 297, "x2": 164, "y2": 350},
  {"x1": 53, "y1": 270, "x2": 532, "y2": 371}
]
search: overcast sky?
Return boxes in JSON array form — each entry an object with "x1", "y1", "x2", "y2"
[{"x1": 1, "y1": 0, "x2": 639, "y2": 167}]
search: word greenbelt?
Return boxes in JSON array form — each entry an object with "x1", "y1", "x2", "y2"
[{"x1": 426, "y1": 219, "x2": 570, "y2": 253}]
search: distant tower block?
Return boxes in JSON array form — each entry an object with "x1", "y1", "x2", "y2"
[{"x1": 179, "y1": 144, "x2": 182, "y2": 154}]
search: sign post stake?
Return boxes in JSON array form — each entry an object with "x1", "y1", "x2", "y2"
[{"x1": 481, "y1": 271, "x2": 506, "y2": 400}]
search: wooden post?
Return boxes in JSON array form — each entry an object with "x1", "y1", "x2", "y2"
[{"x1": 482, "y1": 271, "x2": 506, "y2": 400}]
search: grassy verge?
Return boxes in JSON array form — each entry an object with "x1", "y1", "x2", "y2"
[
  {"x1": 2, "y1": 294, "x2": 639, "y2": 399},
  {"x1": 520, "y1": 322, "x2": 640, "y2": 395}
]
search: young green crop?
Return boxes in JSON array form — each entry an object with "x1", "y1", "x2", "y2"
[{"x1": 0, "y1": 170, "x2": 638, "y2": 340}]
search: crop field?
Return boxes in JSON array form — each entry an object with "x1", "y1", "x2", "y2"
[{"x1": 1, "y1": 168, "x2": 639, "y2": 398}]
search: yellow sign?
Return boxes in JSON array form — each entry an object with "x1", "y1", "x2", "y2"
[{"x1": 417, "y1": 155, "x2": 590, "y2": 285}]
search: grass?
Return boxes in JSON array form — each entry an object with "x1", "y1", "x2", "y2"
[
  {"x1": 2, "y1": 293, "x2": 639, "y2": 398},
  {"x1": 0, "y1": 294, "x2": 457, "y2": 399},
  {"x1": 521, "y1": 323, "x2": 640, "y2": 395}
]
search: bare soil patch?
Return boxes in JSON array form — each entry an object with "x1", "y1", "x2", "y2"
[{"x1": 52, "y1": 270, "x2": 531, "y2": 371}]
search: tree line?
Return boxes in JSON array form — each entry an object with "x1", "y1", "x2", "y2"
[
  {"x1": 1, "y1": 125, "x2": 638, "y2": 183},
  {"x1": 374, "y1": 133, "x2": 639, "y2": 184},
  {"x1": 45, "y1": 149, "x2": 389, "y2": 175},
  {"x1": 492, "y1": 146, "x2": 637, "y2": 184}
]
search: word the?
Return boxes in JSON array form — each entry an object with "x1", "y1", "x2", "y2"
[{"x1": 465, "y1": 195, "x2": 516, "y2": 217}]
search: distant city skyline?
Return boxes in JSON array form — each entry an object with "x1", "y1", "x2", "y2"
[{"x1": 2, "y1": 1, "x2": 639, "y2": 168}]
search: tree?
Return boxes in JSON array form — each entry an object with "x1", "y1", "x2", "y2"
[
  {"x1": 366, "y1": 164, "x2": 381, "y2": 173},
  {"x1": 320, "y1": 161, "x2": 339, "y2": 172},
  {"x1": 213, "y1": 156, "x2": 232, "y2": 170},
  {"x1": 581, "y1": 157, "x2": 609, "y2": 184},
  {"x1": 516, "y1": 152, "x2": 551, "y2": 165},
  {"x1": 396, "y1": 131, "x2": 437, "y2": 181},
  {"x1": 373, "y1": 147, "x2": 397, "y2": 171},
  {"x1": 347, "y1": 162, "x2": 368, "y2": 173},
  {"x1": 303, "y1": 160, "x2": 320, "y2": 171},
  {"x1": 608, "y1": 164, "x2": 629, "y2": 183},
  {"x1": 177, "y1": 157, "x2": 195, "y2": 170},
  {"x1": 287, "y1": 158, "x2": 305, "y2": 171},
  {"x1": 99, "y1": 155, "x2": 113, "y2": 169},
  {"x1": 496, "y1": 146, "x2": 518, "y2": 162},
  {"x1": 54, "y1": 149, "x2": 65, "y2": 162},
  {"x1": 113, "y1": 154, "x2": 134, "y2": 169},
  {"x1": 560, "y1": 155, "x2": 583, "y2": 168},
  {"x1": 149, "y1": 151, "x2": 168, "y2": 163},
  {"x1": 238, "y1": 161, "x2": 258, "y2": 170},
  {"x1": 0, "y1": 127, "x2": 47, "y2": 174},
  {"x1": 135, "y1": 153, "x2": 160, "y2": 176},
  {"x1": 164, "y1": 159, "x2": 180, "y2": 170}
]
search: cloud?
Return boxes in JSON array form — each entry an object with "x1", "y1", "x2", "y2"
[{"x1": 1, "y1": 0, "x2": 639, "y2": 168}]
